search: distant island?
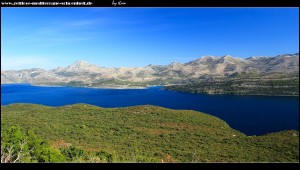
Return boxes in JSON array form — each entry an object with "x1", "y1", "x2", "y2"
[
  {"x1": 1, "y1": 103, "x2": 299, "y2": 162},
  {"x1": 1, "y1": 53, "x2": 299, "y2": 96}
]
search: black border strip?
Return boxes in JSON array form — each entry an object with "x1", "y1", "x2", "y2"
[
  {"x1": 0, "y1": 0, "x2": 299, "y2": 7},
  {"x1": 1, "y1": 162, "x2": 300, "y2": 169}
]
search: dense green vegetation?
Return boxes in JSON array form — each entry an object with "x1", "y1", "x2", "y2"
[
  {"x1": 1, "y1": 126, "x2": 66, "y2": 163},
  {"x1": 1, "y1": 104, "x2": 299, "y2": 162},
  {"x1": 1, "y1": 126, "x2": 114, "y2": 163},
  {"x1": 165, "y1": 75, "x2": 299, "y2": 96}
]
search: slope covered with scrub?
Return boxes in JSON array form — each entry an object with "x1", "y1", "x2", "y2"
[{"x1": 1, "y1": 104, "x2": 299, "y2": 162}]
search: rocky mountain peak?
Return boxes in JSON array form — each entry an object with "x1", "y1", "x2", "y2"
[
  {"x1": 169, "y1": 61, "x2": 182, "y2": 66},
  {"x1": 168, "y1": 62, "x2": 183, "y2": 70},
  {"x1": 198, "y1": 55, "x2": 216, "y2": 62},
  {"x1": 1, "y1": 53, "x2": 299, "y2": 85},
  {"x1": 223, "y1": 55, "x2": 233, "y2": 58},
  {"x1": 66, "y1": 60, "x2": 92, "y2": 70},
  {"x1": 71, "y1": 60, "x2": 89, "y2": 66},
  {"x1": 185, "y1": 56, "x2": 215, "y2": 66},
  {"x1": 218, "y1": 55, "x2": 235, "y2": 63}
]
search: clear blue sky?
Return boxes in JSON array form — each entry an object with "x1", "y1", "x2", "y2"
[{"x1": 1, "y1": 7, "x2": 299, "y2": 70}]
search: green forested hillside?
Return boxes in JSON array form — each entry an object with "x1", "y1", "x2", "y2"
[{"x1": 1, "y1": 104, "x2": 299, "y2": 162}]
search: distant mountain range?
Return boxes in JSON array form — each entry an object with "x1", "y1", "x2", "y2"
[{"x1": 1, "y1": 53, "x2": 299, "y2": 87}]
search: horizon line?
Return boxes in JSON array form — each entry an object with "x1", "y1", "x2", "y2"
[{"x1": 1, "y1": 52, "x2": 299, "y2": 71}]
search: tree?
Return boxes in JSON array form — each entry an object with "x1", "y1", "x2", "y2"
[
  {"x1": 1, "y1": 126, "x2": 29, "y2": 163},
  {"x1": 1, "y1": 126, "x2": 66, "y2": 163}
]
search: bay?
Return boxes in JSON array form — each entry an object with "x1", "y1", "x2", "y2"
[{"x1": 1, "y1": 84, "x2": 299, "y2": 136}]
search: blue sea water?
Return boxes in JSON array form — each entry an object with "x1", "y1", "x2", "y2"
[{"x1": 1, "y1": 84, "x2": 299, "y2": 136}]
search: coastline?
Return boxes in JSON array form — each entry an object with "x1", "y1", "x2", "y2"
[
  {"x1": 35, "y1": 84, "x2": 150, "y2": 89},
  {"x1": 2, "y1": 83, "x2": 298, "y2": 96},
  {"x1": 83, "y1": 86, "x2": 149, "y2": 89},
  {"x1": 163, "y1": 88, "x2": 299, "y2": 97},
  {"x1": 0, "y1": 83, "x2": 151, "y2": 90}
]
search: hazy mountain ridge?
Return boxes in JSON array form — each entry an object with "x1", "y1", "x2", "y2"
[{"x1": 1, "y1": 53, "x2": 299, "y2": 86}]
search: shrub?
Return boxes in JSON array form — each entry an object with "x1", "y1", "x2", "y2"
[
  {"x1": 61, "y1": 146, "x2": 86, "y2": 161},
  {"x1": 1, "y1": 126, "x2": 66, "y2": 163}
]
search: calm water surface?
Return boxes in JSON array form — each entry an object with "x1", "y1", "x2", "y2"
[{"x1": 1, "y1": 84, "x2": 299, "y2": 136}]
